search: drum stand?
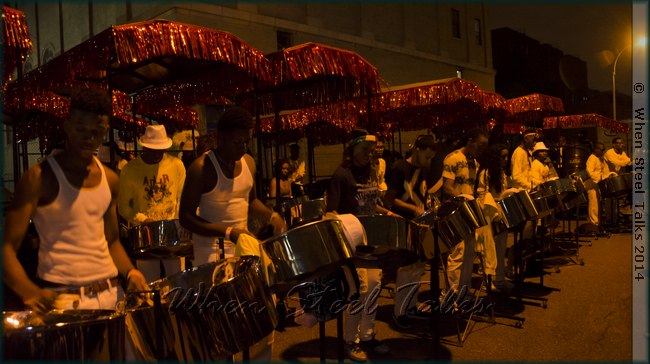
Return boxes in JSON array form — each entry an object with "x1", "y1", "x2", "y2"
[
  {"x1": 601, "y1": 195, "x2": 632, "y2": 234},
  {"x1": 512, "y1": 225, "x2": 549, "y2": 308}
]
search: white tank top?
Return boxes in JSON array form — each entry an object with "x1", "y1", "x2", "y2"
[
  {"x1": 194, "y1": 151, "x2": 253, "y2": 249},
  {"x1": 33, "y1": 155, "x2": 118, "y2": 285}
]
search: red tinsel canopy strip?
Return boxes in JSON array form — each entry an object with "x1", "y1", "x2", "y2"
[
  {"x1": 259, "y1": 100, "x2": 363, "y2": 134},
  {"x1": 12, "y1": 19, "x2": 271, "y2": 95},
  {"x1": 543, "y1": 113, "x2": 630, "y2": 134},
  {"x1": 373, "y1": 78, "x2": 507, "y2": 113},
  {"x1": 261, "y1": 42, "x2": 383, "y2": 112},
  {"x1": 2, "y1": 6, "x2": 32, "y2": 83},
  {"x1": 506, "y1": 93, "x2": 565, "y2": 114},
  {"x1": 370, "y1": 78, "x2": 508, "y2": 131}
]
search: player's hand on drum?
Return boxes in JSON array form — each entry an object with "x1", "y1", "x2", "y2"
[
  {"x1": 269, "y1": 211, "x2": 287, "y2": 235},
  {"x1": 125, "y1": 269, "x2": 149, "y2": 299},
  {"x1": 24, "y1": 288, "x2": 58, "y2": 315}
]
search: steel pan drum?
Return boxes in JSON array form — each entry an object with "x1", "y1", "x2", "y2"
[
  {"x1": 453, "y1": 195, "x2": 488, "y2": 227},
  {"x1": 356, "y1": 214, "x2": 429, "y2": 260},
  {"x1": 129, "y1": 219, "x2": 193, "y2": 259},
  {"x1": 4, "y1": 309, "x2": 125, "y2": 360},
  {"x1": 599, "y1": 173, "x2": 632, "y2": 198},
  {"x1": 533, "y1": 179, "x2": 575, "y2": 201},
  {"x1": 125, "y1": 256, "x2": 278, "y2": 361},
  {"x1": 436, "y1": 199, "x2": 481, "y2": 248},
  {"x1": 496, "y1": 190, "x2": 538, "y2": 229},
  {"x1": 528, "y1": 191, "x2": 557, "y2": 219},
  {"x1": 557, "y1": 175, "x2": 587, "y2": 211},
  {"x1": 260, "y1": 219, "x2": 353, "y2": 292}
]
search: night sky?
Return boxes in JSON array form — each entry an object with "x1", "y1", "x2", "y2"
[{"x1": 488, "y1": 2, "x2": 633, "y2": 96}]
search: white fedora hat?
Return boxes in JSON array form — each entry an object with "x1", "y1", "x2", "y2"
[
  {"x1": 140, "y1": 125, "x2": 172, "y2": 150},
  {"x1": 532, "y1": 141, "x2": 549, "y2": 154}
]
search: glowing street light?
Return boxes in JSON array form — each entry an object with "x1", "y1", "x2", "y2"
[{"x1": 612, "y1": 37, "x2": 647, "y2": 121}]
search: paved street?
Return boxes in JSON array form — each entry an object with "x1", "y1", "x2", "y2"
[{"x1": 271, "y1": 227, "x2": 633, "y2": 362}]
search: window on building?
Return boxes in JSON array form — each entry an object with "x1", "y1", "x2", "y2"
[
  {"x1": 451, "y1": 9, "x2": 461, "y2": 39},
  {"x1": 277, "y1": 31, "x2": 292, "y2": 51},
  {"x1": 474, "y1": 18, "x2": 482, "y2": 45}
]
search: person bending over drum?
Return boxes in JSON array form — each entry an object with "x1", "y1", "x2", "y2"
[
  {"x1": 383, "y1": 134, "x2": 437, "y2": 329},
  {"x1": 179, "y1": 106, "x2": 286, "y2": 361},
  {"x1": 585, "y1": 142, "x2": 614, "y2": 228},
  {"x1": 476, "y1": 144, "x2": 515, "y2": 293},
  {"x1": 604, "y1": 137, "x2": 632, "y2": 174},
  {"x1": 440, "y1": 128, "x2": 489, "y2": 299},
  {"x1": 326, "y1": 128, "x2": 392, "y2": 362},
  {"x1": 118, "y1": 125, "x2": 186, "y2": 282},
  {"x1": 3, "y1": 87, "x2": 148, "y2": 314}
]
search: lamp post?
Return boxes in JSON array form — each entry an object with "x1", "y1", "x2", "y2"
[{"x1": 612, "y1": 45, "x2": 630, "y2": 121}]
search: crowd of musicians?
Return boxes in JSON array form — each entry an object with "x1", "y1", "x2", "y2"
[{"x1": 2, "y1": 87, "x2": 632, "y2": 362}]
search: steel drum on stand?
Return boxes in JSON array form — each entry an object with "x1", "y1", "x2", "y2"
[
  {"x1": 3, "y1": 309, "x2": 125, "y2": 360},
  {"x1": 260, "y1": 219, "x2": 354, "y2": 293},
  {"x1": 128, "y1": 219, "x2": 193, "y2": 259},
  {"x1": 124, "y1": 256, "x2": 278, "y2": 361}
]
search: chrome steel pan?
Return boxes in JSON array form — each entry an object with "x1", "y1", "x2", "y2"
[
  {"x1": 129, "y1": 219, "x2": 192, "y2": 259},
  {"x1": 356, "y1": 214, "x2": 429, "y2": 260},
  {"x1": 260, "y1": 219, "x2": 353, "y2": 292},
  {"x1": 3, "y1": 309, "x2": 125, "y2": 360},
  {"x1": 599, "y1": 173, "x2": 632, "y2": 198},
  {"x1": 125, "y1": 256, "x2": 278, "y2": 361},
  {"x1": 496, "y1": 190, "x2": 538, "y2": 229},
  {"x1": 436, "y1": 200, "x2": 480, "y2": 248}
]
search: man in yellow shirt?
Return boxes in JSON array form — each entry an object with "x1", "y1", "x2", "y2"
[{"x1": 118, "y1": 125, "x2": 186, "y2": 282}]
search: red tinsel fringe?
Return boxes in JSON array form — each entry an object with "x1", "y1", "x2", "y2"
[
  {"x1": 543, "y1": 113, "x2": 629, "y2": 134},
  {"x1": 505, "y1": 93, "x2": 564, "y2": 124},
  {"x1": 2, "y1": 6, "x2": 32, "y2": 82}
]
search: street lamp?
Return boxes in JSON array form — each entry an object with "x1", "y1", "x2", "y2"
[{"x1": 611, "y1": 45, "x2": 630, "y2": 121}]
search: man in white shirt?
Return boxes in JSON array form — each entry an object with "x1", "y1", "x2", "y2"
[
  {"x1": 604, "y1": 137, "x2": 632, "y2": 173},
  {"x1": 585, "y1": 142, "x2": 612, "y2": 227},
  {"x1": 510, "y1": 128, "x2": 538, "y2": 191}
]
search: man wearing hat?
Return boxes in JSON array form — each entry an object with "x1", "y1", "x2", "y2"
[
  {"x1": 511, "y1": 128, "x2": 538, "y2": 190},
  {"x1": 327, "y1": 128, "x2": 393, "y2": 361},
  {"x1": 118, "y1": 124, "x2": 186, "y2": 282},
  {"x1": 530, "y1": 142, "x2": 558, "y2": 189}
]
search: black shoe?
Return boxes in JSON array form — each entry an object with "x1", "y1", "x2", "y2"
[
  {"x1": 359, "y1": 338, "x2": 390, "y2": 354},
  {"x1": 392, "y1": 313, "x2": 412, "y2": 329}
]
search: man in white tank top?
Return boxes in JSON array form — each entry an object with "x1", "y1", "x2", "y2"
[
  {"x1": 3, "y1": 87, "x2": 148, "y2": 314},
  {"x1": 179, "y1": 106, "x2": 286, "y2": 361}
]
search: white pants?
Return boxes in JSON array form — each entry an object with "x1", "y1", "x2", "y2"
[
  {"x1": 344, "y1": 268, "x2": 382, "y2": 343},
  {"x1": 393, "y1": 262, "x2": 427, "y2": 317},
  {"x1": 476, "y1": 215, "x2": 508, "y2": 281},
  {"x1": 587, "y1": 188, "x2": 599, "y2": 226},
  {"x1": 53, "y1": 284, "x2": 118, "y2": 310},
  {"x1": 446, "y1": 233, "x2": 476, "y2": 291},
  {"x1": 193, "y1": 238, "x2": 235, "y2": 266},
  {"x1": 136, "y1": 258, "x2": 184, "y2": 283}
]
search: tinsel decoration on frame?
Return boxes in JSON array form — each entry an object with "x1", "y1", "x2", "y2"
[
  {"x1": 370, "y1": 78, "x2": 508, "y2": 134},
  {"x1": 260, "y1": 42, "x2": 384, "y2": 114},
  {"x1": 2, "y1": 6, "x2": 32, "y2": 83},
  {"x1": 543, "y1": 113, "x2": 629, "y2": 134},
  {"x1": 505, "y1": 93, "x2": 564, "y2": 125}
]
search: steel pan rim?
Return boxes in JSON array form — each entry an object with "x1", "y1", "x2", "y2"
[{"x1": 3, "y1": 309, "x2": 124, "y2": 332}]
